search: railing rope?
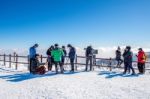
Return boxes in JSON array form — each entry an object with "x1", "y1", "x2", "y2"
[{"x1": 14, "y1": 52, "x2": 16, "y2": 62}]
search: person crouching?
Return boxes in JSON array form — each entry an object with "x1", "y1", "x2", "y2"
[{"x1": 31, "y1": 54, "x2": 46, "y2": 75}]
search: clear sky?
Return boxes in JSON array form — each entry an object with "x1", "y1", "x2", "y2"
[{"x1": 0, "y1": 0, "x2": 150, "y2": 49}]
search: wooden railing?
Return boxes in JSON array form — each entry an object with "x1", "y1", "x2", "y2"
[{"x1": 0, "y1": 54, "x2": 150, "y2": 71}]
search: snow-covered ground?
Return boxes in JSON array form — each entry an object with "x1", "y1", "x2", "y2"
[{"x1": 0, "y1": 64, "x2": 150, "y2": 99}]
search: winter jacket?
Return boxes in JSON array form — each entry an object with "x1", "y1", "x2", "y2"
[
  {"x1": 29, "y1": 47, "x2": 36, "y2": 59},
  {"x1": 86, "y1": 46, "x2": 93, "y2": 57},
  {"x1": 116, "y1": 50, "x2": 121, "y2": 60},
  {"x1": 31, "y1": 58, "x2": 40, "y2": 68},
  {"x1": 51, "y1": 48, "x2": 64, "y2": 62},
  {"x1": 62, "y1": 49, "x2": 67, "y2": 60},
  {"x1": 137, "y1": 51, "x2": 146, "y2": 63},
  {"x1": 46, "y1": 49, "x2": 51, "y2": 56},
  {"x1": 69, "y1": 47, "x2": 76, "y2": 59},
  {"x1": 31, "y1": 58, "x2": 45, "y2": 73},
  {"x1": 123, "y1": 51, "x2": 133, "y2": 63}
]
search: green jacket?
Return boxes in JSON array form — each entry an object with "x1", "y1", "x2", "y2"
[{"x1": 51, "y1": 48, "x2": 64, "y2": 62}]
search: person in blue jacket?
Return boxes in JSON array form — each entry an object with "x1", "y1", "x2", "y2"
[
  {"x1": 29, "y1": 44, "x2": 39, "y2": 73},
  {"x1": 67, "y1": 44, "x2": 76, "y2": 72}
]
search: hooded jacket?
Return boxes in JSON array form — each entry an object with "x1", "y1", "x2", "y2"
[
  {"x1": 138, "y1": 51, "x2": 146, "y2": 63},
  {"x1": 51, "y1": 48, "x2": 64, "y2": 62}
]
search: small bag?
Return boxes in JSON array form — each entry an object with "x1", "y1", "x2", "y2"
[{"x1": 36, "y1": 66, "x2": 46, "y2": 75}]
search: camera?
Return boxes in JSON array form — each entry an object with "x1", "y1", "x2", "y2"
[
  {"x1": 92, "y1": 49, "x2": 98, "y2": 54},
  {"x1": 84, "y1": 48, "x2": 98, "y2": 55}
]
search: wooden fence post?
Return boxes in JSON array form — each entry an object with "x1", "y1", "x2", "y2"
[
  {"x1": 4, "y1": 54, "x2": 6, "y2": 66},
  {"x1": 41, "y1": 55, "x2": 43, "y2": 63},
  {"x1": 14, "y1": 52, "x2": 16, "y2": 62},
  {"x1": 15, "y1": 54, "x2": 18, "y2": 70},
  {"x1": 109, "y1": 58, "x2": 112, "y2": 71},
  {"x1": 27, "y1": 55, "x2": 30, "y2": 71},
  {"x1": 75, "y1": 55, "x2": 78, "y2": 70},
  {"x1": 92, "y1": 56, "x2": 94, "y2": 71},
  {"x1": 9, "y1": 54, "x2": 11, "y2": 68},
  {"x1": 93, "y1": 55, "x2": 96, "y2": 71}
]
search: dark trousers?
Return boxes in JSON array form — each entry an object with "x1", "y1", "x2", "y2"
[
  {"x1": 138, "y1": 63, "x2": 145, "y2": 74},
  {"x1": 62, "y1": 57, "x2": 65, "y2": 65},
  {"x1": 124, "y1": 62, "x2": 135, "y2": 74},
  {"x1": 61, "y1": 57, "x2": 65, "y2": 70},
  {"x1": 47, "y1": 57, "x2": 54, "y2": 71},
  {"x1": 29, "y1": 58, "x2": 34, "y2": 73},
  {"x1": 70, "y1": 58, "x2": 75, "y2": 72},
  {"x1": 116, "y1": 58, "x2": 123, "y2": 67},
  {"x1": 85, "y1": 57, "x2": 93, "y2": 71},
  {"x1": 48, "y1": 62, "x2": 53, "y2": 71},
  {"x1": 54, "y1": 62, "x2": 63, "y2": 73}
]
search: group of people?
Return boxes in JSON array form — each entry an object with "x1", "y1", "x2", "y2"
[
  {"x1": 115, "y1": 46, "x2": 147, "y2": 75},
  {"x1": 29, "y1": 43, "x2": 76, "y2": 74},
  {"x1": 29, "y1": 44, "x2": 147, "y2": 75}
]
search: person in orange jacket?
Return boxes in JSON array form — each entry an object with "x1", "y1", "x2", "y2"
[{"x1": 137, "y1": 48, "x2": 146, "y2": 74}]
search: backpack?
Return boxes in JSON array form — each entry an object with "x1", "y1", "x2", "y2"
[
  {"x1": 143, "y1": 53, "x2": 147, "y2": 62},
  {"x1": 36, "y1": 66, "x2": 46, "y2": 75}
]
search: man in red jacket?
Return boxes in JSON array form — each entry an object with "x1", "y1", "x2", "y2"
[{"x1": 137, "y1": 48, "x2": 146, "y2": 74}]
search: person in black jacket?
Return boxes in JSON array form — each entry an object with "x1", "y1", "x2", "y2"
[
  {"x1": 62, "y1": 46, "x2": 67, "y2": 68},
  {"x1": 46, "y1": 45, "x2": 54, "y2": 71},
  {"x1": 67, "y1": 44, "x2": 76, "y2": 72},
  {"x1": 123, "y1": 46, "x2": 135, "y2": 75},
  {"x1": 85, "y1": 46, "x2": 93, "y2": 71},
  {"x1": 116, "y1": 46, "x2": 123, "y2": 67}
]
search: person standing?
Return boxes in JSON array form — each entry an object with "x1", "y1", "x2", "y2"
[
  {"x1": 46, "y1": 45, "x2": 54, "y2": 71},
  {"x1": 29, "y1": 44, "x2": 39, "y2": 73},
  {"x1": 137, "y1": 48, "x2": 147, "y2": 74},
  {"x1": 123, "y1": 46, "x2": 135, "y2": 75},
  {"x1": 51, "y1": 44, "x2": 64, "y2": 74},
  {"x1": 85, "y1": 45, "x2": 93, "y2": 71},
  {"x1": 62, "y1": 46, "x2": 67, "y2": 70},
  {"x1": 116, "y1": 46, "x2": 123, "y2": 67},
  {"x1": 67, "y1": 44, "x2": 76, "y2": 72}
]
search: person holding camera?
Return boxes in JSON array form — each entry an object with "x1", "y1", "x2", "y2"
[{"x1": 85, "y1": 45, "x2": 93, "y2": 71}]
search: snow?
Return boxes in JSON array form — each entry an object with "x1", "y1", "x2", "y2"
[{"x1": 0, "y1": 64, "x2": 150, "y2": 99}]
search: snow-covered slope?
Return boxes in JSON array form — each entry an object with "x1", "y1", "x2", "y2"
[{"x1": 0, "y1": 65, "x2": 150, "y2": 99}]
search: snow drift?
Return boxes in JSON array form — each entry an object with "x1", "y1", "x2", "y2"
[{"x1": 0, "y1": 64, "x2": 150, "y2": 99}]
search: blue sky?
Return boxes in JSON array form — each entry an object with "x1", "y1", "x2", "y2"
[{"x1": 0, "y1": 0, "x2": 150, "y2": 49}]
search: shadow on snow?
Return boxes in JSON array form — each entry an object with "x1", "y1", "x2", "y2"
[
  {"x1": 0, "y1": 72, "x2": 58, "y2": 82},
  {"x1": 0, "y1": 68, "x2": 84, "y2": 82},
  {"x1": 98, "y1": 71, "x2": 140, "y2": 79}
]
